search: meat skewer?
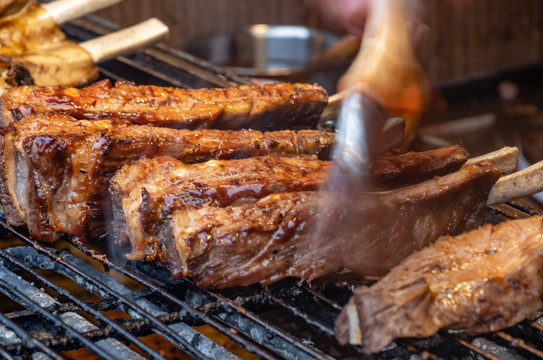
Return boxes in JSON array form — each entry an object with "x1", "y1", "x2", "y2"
[
  {"x1": 463, "y1": 146, "x2": 518, "y2": 174},
  {"x1": 111, "y1": 144, "x2": 516, "y2": 258},
  {"x1": 487, "y1": 159, "x2": 543, "y2": 205},
  {"x1": 335, "y1": 215, "x2": 543, "y2": 354},
  {"x1": 0, "y1": 112, "x2": 334, "y2": 242},
  {"x1": 40, "y1": 0, "x2": 124, "y2": 26},
  {"x1": 0, "y1": 0, "x2": 123, "y2": 56},
  {"x1": 0, "y1": 79, "x2": 328, "y2": 130},
  {"x1": 110, "y1": 145, "x2": 467, "y2": 265},
  {"x1": 1, "y1": 17, "x2": 169, "y2": 89}
]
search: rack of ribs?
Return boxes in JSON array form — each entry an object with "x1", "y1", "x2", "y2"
[
  {"x1": 111, "y1": 154, "x2": 330, "y2": 261},
  {"x1": 335, "y1": 215, "x2": 543, "y2": 354},
  {"x1": 109, "y1": 155, "x2": 500, "y2": 288},
  {"x1": 110, "y1": 145, "x2": 472, "y2": 264},
  {"x1": 0, "y1": 80, "x2": 329, "y2": 130},
  {"x1": 0, "y1": 112, "x2": 334, "y2": 242}
]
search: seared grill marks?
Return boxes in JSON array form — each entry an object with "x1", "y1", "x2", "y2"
[
  {"x1": 0, "y1": 79, "x2": 329, "y2": 129},
  {"x1": 0, "y1": 112, "x2": 334, "y2": 241},
  {"x1": 0, "y1": 71, "x2": 531, "y2": 357}
]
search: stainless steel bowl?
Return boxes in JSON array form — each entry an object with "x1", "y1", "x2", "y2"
[{"x1": 185, "y1": 25, "x2": 350, "y2": 93}]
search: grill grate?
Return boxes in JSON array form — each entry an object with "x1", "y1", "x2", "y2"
[
  {"x1": 2, "y1": 204, "x2": 543, "y2": 359},
  {"x1": 0, "y1": 15, "x2": 543, "y2": 360}
]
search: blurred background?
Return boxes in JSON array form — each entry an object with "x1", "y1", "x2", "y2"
[{"x1": 94, "y1": 0, "x2": 543, "y2": 85}]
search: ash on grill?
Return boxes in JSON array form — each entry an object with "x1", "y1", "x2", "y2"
[{"x1": 1, "y1": 15, "x2": 543, "y2": 360}]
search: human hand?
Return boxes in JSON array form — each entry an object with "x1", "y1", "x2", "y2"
[
  {"x1": 305, "y1": 0, "x2": 473, "y2": 37},
  {"x1": 304, "y1": 0, "x2": 369, "y2": 37}
]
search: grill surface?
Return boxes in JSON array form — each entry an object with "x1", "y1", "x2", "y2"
[{"x1": 1, "y1": 16, "x2": 543, "y2": 360}]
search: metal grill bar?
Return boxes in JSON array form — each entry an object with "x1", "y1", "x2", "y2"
[
  {"x1": 0, "y1": 227, "x2": 233, "y2": 360},
  {"x1": 71, "y1": 239, "x2": 335, "y2": 360},
  {"x1": 0, "y1": 247, "x2": 171, "y2": 359},
  {"x1": 0, "y1": 264, "x2": 122, "y2": 359},
  {"x1": 70, "y1": 245, "x2": 283, "y2": 360},
  {"x1": 0, "y1": 223, "x2": 274, "y2": 359},
  {"x1": 0, "y1": 312, "x2": 64, "y2": 360},
  {"x1": 3, "y1": 215, "x2": 542, "y2": 360},
  {"x1": 62, "y1": 17, "x2": 252, "y2": 89}
]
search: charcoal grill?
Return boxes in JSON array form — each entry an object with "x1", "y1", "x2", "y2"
[{"x1": 1, "y1": 15, "x2": 543, "y2": 360}]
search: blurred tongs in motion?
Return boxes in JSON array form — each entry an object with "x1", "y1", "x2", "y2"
[{"x1": 312, "y1": 0, "x2": 429, "y2": 252}]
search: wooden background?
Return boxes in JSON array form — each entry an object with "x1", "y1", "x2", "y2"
[{"x1": 96, "y1": 0, "x2": 543, "y2": 84}]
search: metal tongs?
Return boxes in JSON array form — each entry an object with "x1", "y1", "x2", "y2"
[{"x1": 312, "y1": 0, "x2": 428, "y2": 250}]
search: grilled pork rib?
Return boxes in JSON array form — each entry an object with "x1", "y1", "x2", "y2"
[
  {"x1": 112, "y1": 160, "x2": 499, "y2": 288},
  {"x1": 110, "y1": 155, "x2": 330, "y2": 261},
  {"x1": 0, "y1": 79, "x2": 328, "y2": 129},
  {"x1": 335, "y1": 215, "x2": 543, "y2": 354},
  {"x1": 111, "y1": 145, "x2": 471, "y2": 265},
  {"x1": 0, "y1": 113, "x2": 334, "y2": 241}
]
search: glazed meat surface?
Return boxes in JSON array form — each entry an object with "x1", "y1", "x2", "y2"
[
  {"x1": 0, "y1": 79, "x2": 328, "y2": 130},
  {"x1": 0, "y1": 113, "x2": 334, "y2": 241},
  {"x1": 335, "y1": 215, "x2": 543, "y2": 354},
  {"x1": 110, "y1": 154, "x2": 330, "y2": 260},
  {"x1": 371, "y1": 145, "x2": 469, "y2": 186},
  {"x1": 120, "y1": 161, "x2": 499, "y2": 288},
  {"x1": 308, "y1": 161, "x2": 501, "y2": 277}
]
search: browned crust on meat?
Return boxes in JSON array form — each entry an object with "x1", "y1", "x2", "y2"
[
  {"x1": 131, "y1": 161, "x2": 500, "y2": 288},
  {"x1": 336, "y1": 215, "x2": 543, "y2": 354},
  {"x1": 371, "y1": 145, "x2": 469, "y2": 185},
  {"x1": 110, "y1": 155, "x2": 329, "y2": 261},
  {"x1": 0, "y1": 80, "x2": 328, "y2": 129},
  {"x1": 0, "y1": 113, "x2": 333, "y2": 241},
  {"x1": 0, "y1": 1, "x2": 66, "y2": 57}
]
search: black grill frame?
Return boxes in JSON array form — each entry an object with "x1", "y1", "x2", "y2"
[{"x1": 0, "y1": 15, "x2": 542, "y2": 360}]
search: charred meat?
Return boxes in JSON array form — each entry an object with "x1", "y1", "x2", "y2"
[
  {"x1": 0, "y1": 79, "x2": 329, "y2": 130},
  {"x1": 335, "y1": 215, "x2": 543, "y2": 354},
  {"x1": 0, "y1": 112, "x2": 334, "y2": 241},
  {"x1": 112, "y1": 161, "x2": 500, "y2": 288}
]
